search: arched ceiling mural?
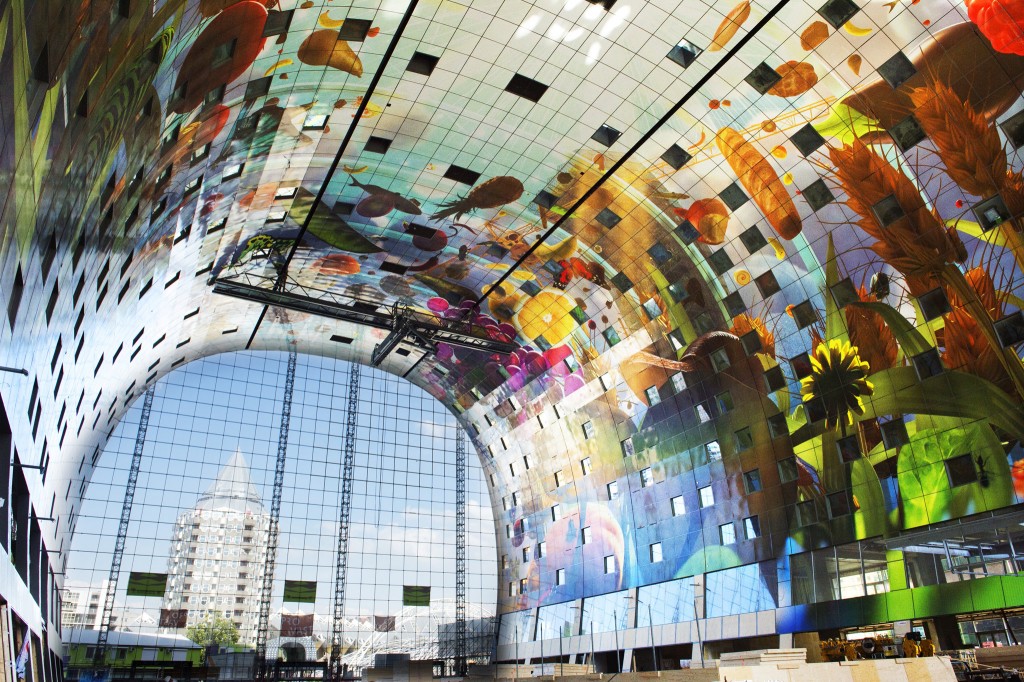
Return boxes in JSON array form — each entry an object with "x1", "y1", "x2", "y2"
[{"x1": 3, "y1": 0, "x2": 1024, "y2": 624}]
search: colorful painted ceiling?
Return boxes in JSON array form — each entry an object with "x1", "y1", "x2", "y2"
[{"x1": 4, "y1": 0, "x2": 1024, "y2": 619}]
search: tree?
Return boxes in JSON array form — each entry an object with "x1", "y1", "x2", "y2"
[{"x1": 187, "y1": 616, "x2": 239, "y2": 660}]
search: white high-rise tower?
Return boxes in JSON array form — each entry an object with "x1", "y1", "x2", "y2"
[{"x1": 162, "y1": 451, "x2": 270, "y2": 646}]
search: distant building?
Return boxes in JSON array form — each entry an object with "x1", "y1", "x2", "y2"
[
  {"x1": 161, "y1": 451, "x2": 270, "y2": 646},
  {"x1": 62, "y1": 628, "x2": 201, "y2": 682},
  {"x1": 61, "y1": 580, "x2": 113, "y2": 630}
]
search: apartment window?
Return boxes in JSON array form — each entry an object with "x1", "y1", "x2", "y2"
[
  {"x1": 506, "y1": 524, "x2": 513, "y2": 539},
  {"x1": 508, "y1": 582, "x2": 515, "y2": 597},
  {"x1": 743, "y1": 516, "x2": 761, "y2": 539},
  {"x1": 640, "y1": 467, "x2": 653, "y2": 488},
  {"x1": 705, "y1": 440, "x2": 722, "y2": 462},
  {"x1": 650, "y1": 542, "x2": 663, "y2": 563},
  {"x1": 796, "y1": 500, "x2": 817, "y2": 526},
  {"x1": 554, "y1": 470, "x2": 564, "y2": 488},
  {"x1": 735, "y1": 427, "x2": 753, "y2": 451},
  {"x1": 699, "y1": 485, "x2": 714, "y2": 508},
  {"x1": 710, "y1": 348, "x2": 731, "y2": 372},
  {"x1": 778, "y1": 457, "x2": 799, "y2": 483},
  {"x1": 511, "y1": 491, "x2": 521, "y2": 507},
  {"x1": 719, "y1": 523, "x2": 736, "y2": 545},
  {"x1": 603, "y1": 555, "x2": 615, "y2": 574},
  {"x1": 599, "y1": 373, "x2": 613, "y2": 390},
  {"x1": 946, "y1": 454, "x2": 978, "y2": 487},
  {"x1": 607, "y1": 481, "x2": 620, "y2": 500},
  {"x1": 581, "y1": 526, "x2": 592, "y2": 545},
  {"x1": 645, "y1": 385, "x2": 661, "y2": 405},
  {"x1": 551, "y1": 504, "x2": 562, "y2": 521},
  {"x1": 621, "y1": 438, "x2": 635, "y2": 458},
  {"x1": 695, "y1": 402, "x2": 713, "y2": 423},
  {"x1": 670, "y1": 372, "x2": 686, "y2": 393},
  {"x1": 716, "y1": 391, "x2": 735, "y2": 413},
  {"x1": 509, "y1": 462, "x2": 515, "y2": 476},
  {"x1": 582, "y1": 421, "x2": 595, "y2": 439},
  {"x1": 519, "y1": 578, "x2": 527, "y2": 594},
  {"x1": 523, "y1": 455, "x2": 532, "y2": 470},
  {"x1": 671, "y1": 495, "x2": 685, "y2": 516},
  {"x1": 828, "y1": 491, "x2": 852, "y2": 518},
  {"x1": 522, "y1": 547, "x2": 531, "y2": 562},
  {"x1": 581, "y1": 457, "x2": 592, "y2": 476},
  {"x1": 743, "y1": 469, "x2": 762, "y2": 494},
  {"x1": 537, "y1": 541, "x2": 546, "y2": 559}
]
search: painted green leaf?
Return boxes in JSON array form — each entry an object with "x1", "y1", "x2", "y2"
[
  {"x1": 897, "y1": 421, "x2": 1013, "y2": 528},
  {"x1": 290, "y1": 188, "x2": 382, "y2": 254}
]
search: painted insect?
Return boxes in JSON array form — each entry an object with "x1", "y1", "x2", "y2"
[{"x1": 430, "y1": 176, "x2": 524, "y2": 221}]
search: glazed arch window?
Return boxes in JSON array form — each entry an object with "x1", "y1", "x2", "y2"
[{"x1": 699, "y1": 486, "x2": 714, "y2": 508}]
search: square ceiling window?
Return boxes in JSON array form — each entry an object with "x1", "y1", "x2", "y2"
[
  {"x1": 675, "y1": 219, "x2": 701, "y2": 244},
  {"x1": 380, "y1": 260, "x2": 408, "y2": 275},
  {"x1": 444, "y1": 165, "x2": 480, "y2": 186},
  {"x1": 719, "y1": 182, "x2": 748, "y2": 210},
  {"x1": 791, "y1": 124, "x2": 826, "y2": 156},
  {"x1": 338, "y1": 18, "x2": 372, "y2": 41},
  {"x1": 828, "y1": 491, "x2": 852, "y2": 518},
  {"x1": 592, "y1": 124, "x2": 622, "y2": 146},
  {"x1": 945, "y1": 453, "x2": 978, "y2": 487},
  {"x1": 837, "y1": 434, "x2": 860, "y2": 462},
  {"x1": 996, "y1": 311, "x2": 1024, "y2": 348},
  {"x1": 829, "y1": 277, "x2": 859, "y2": 308},
  {"x1": 266, "y1": 209, "x2": 287, "y2": 222},
  {"x1": 505, "y1": 74, "x2": 549, "y2": 103},
  {"x1": 534, "y1": 189, "x2": 558, "y2": 208},
  {"x1": 768, "y1": 412, "x2": 788, "y2": 437},
  {"x1": 587, "y1": 0, "x2": 618, "y2": 9},
  {"x1": 648, "y1": 242, "x2": 671, "y2": 264},
  {"x1": 245, "y1": 76, "x2": 272, "y2": 100},
  {"x1": 596, "y1": 207, "x2": 621, "y2": 228},
  {"x1": 917, "y1": 287, "x2": 951, "y2": 321},
  {"x1": 406, "y1": 51, "x2": 440, "y2": 76},
  {"x1": 204, "y1": 85, "x2": 225, "y2": 107},
  {"x1": 803, "y1": 179, "x2": 835, "y2": 212},
  {"x1": 275, "y1": 186, "x2": 297, "y2": 199},
  {"x1": 817, "y1": 0, "x2": 860, "y2": 28},
  {"x1": 792, "y1": 300, "x2": 817, "y2": 329},
  {"x1": 739, "y1": 225, "x2": 768, "y2": 254},
  {"x1": 610, "y1": 271, "x2": 633, "y2": 293},
  {"x1": 871, "y1": 194, "x2": 905, "y2": 227},
  {"x1": 662, "y1": 143, "x2": 692, "y2": 170},
  {"x1": 707, "y1": 248, "x2": 733, "y2": 275},
  {"x1": 263, "y1": 9, "x2": 294, "y2": 36},
  {"x1": 723, "y1": 291, "x2": 746, "y2": 318},
  {"x1": 334, "y1": 200, "x2": 355, "y2": 215},
  {"x1": 805, "y1": 396, "x2": 827, "y2": 423},
  {"x1": 880, "y1": 417, "x2": 909, "y2": 450},
  {"x1": 302, "y1": 113, "x2": 328, "y2": 130},
  {"x1": 364, "y1": 136, "x2": 392, "y2": 153},
  {"x1": 754, "y1": 270, "x2": 781, "y2": 298},
  {"x1": 745, "y1": 62, "x2": 783, "y2": 95},
  {"x1": 912, "y1": 347, "x2": 944, "y2": 381},
  {"x1": 740, "y1": 329, "x2": 762, "y2": 355},
  {"x1": 889, "y1": 115, "x2": 927, "y2": 152},
  {"x1": 878, "y1": 51, "x2": 916, "y2": 89},
  {"x1": 1001, "y1": 109, "x2": 1024, "y2": 149},
  {"x1": 667, "y1": 38, "x2": 701, "y2": 69},
  {"x1": 222, "y1": 163, "x2": 243, "y2": 180},
  {"x1": 973, "y1": 194, "x2": 1011, "y2": 232},
  {"x1": 212, "y1": 39, "x2": 236, "y2": 66},
  {"x1": 790, "y1": 351, "x2": 813, "y2": 379}
]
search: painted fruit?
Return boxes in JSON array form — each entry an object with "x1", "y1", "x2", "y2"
[{"x1": 171, "y1": 2, "x2": 269, "y2": 113}]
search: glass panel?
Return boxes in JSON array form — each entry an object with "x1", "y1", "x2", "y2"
[
  {"x1": 537, "y1": 601, "x2": 577, "y2": 640},
  {"x1": 637, "y1": 579, "x2": 696, "y2": 626},
  {"x1": 706, "y1": 564, "x2": 777, "y2": 617},
  {"x1": 581, "y1": 590, "x2": 629, "y2": 634}
]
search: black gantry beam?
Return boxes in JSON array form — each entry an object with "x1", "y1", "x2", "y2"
[
  {"x1": 329, "y1": 362, "x2": 361, "y2": 682},
  {"x1": 94, "y1": 385, "x2": 155, "y2": 666},
  {"x1": 255, "y1": 349, "x2": 297, "y2": 675}
]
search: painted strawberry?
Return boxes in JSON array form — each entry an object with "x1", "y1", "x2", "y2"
[{"x1": 966, "y1": 0, "x2": 1024, "y2": 56}]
